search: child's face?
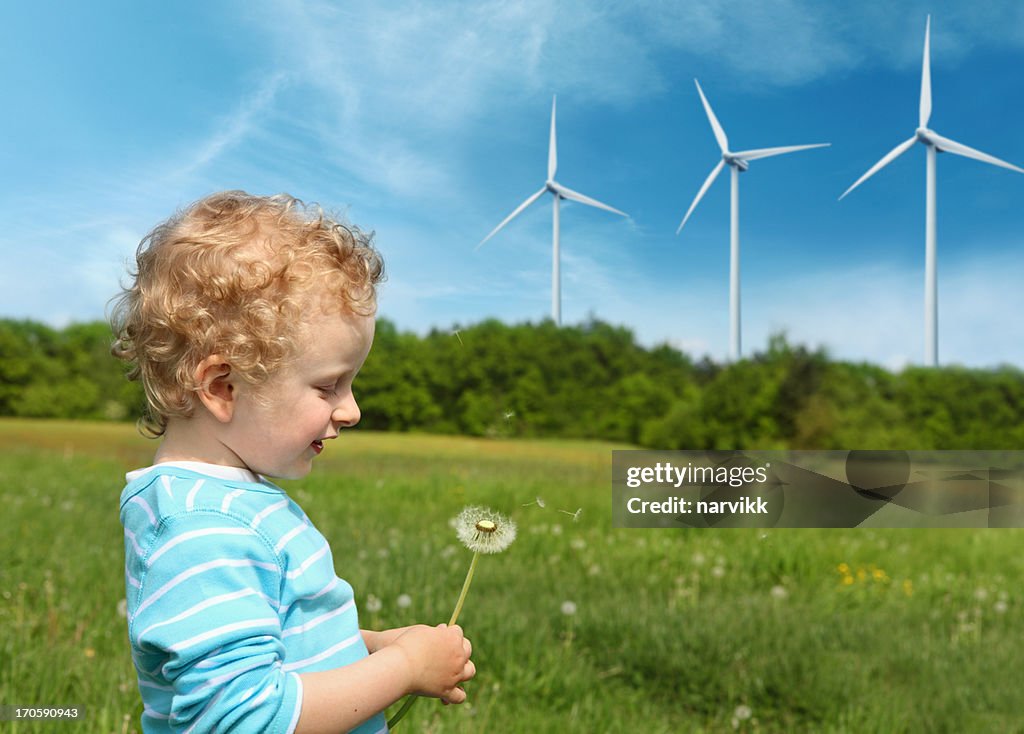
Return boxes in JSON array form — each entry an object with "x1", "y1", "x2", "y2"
[{"x1": 224, "y1": 307, "x2": 375, "y2": 479}]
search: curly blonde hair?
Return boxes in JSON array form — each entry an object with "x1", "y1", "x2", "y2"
[{"x1": 110, "y1": 191, "x2": 384, "y2": 437}]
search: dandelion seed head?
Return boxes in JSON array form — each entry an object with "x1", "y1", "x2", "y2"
[
  {"x1": 117, "y1": 598, "x2": 128, "y2": 618},
  {"x1": 995, "y1": 600, "x2": 1009, "y2": 614},
  {"x1": 734, "y1": 704, "x2": 752, "y2": 721},
  {"x1": 455, "y1": 506, "x2": 517, "y2": 554},
  {"x1": 365, "y1": 594, "x2": 382, "y2": 613},
  {"x1": 397, "y1": 593, "x2": 412, "y2": 609},
  {"x1": 770, "y1": 585, "x2": 788, "y2": 600},
  {"x1": 561, "y1": 600, "x2": 577, "y2": 616}
]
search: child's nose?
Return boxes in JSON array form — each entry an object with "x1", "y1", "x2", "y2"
[{"x1": 332, "y1": 394, "x2": 361, "y2": 428}]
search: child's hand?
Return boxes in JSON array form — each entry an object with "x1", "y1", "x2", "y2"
[{"x1": 392, "y1": 623, "x2": 475, "y2": 703}]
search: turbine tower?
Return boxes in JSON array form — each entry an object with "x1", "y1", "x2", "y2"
[
  {"x1": 677, "y1": 79, "x2": 829, "y2": 361},
  {"x1": 840, "y1": 15, "x2": 1024, "y2": 367},
  {"x1": 478, "y1": 95, "x2": 628, "y2": 326}
]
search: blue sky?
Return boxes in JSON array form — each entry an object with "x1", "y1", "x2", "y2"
[{"x1": 2, "y1": 1, "x2": 1023, "y2": 368}]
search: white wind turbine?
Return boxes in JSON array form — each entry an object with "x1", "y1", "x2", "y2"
[
  {"x1": 477, "y1": 95, "x2": 628, "y2": 326},
  {"x1": 677, "y1": 79, "x2": 829, "y2": 361},
  {"x1": 840, "y1": 15, "x2": 1024, "y2": 367}
]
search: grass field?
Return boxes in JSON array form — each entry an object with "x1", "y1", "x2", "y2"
[{"x1": 2, "y1": 418, "x2": 1023, "y2": 733}]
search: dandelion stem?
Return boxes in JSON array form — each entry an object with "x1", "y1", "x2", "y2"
[
  {"x1": 449, "y1": 551, "x2": 479, "y2": 626},
  {"x1": 388, "y1": 551, "x2": 480, "y2": 729}
]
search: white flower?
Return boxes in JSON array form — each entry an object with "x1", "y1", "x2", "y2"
[
  {"x1": 397, "y1": 593, "x2": 412, "y2": 609},
  {"x1": 770, "y1": 585, "x2": 788, "y2": 600},
  {"x1": 995, "y1": 600, "x2": 1009, "y2": 614},
  {"x1": 560, "y1": 600, "x2": 577, "y2": 616},
  {"x1": 734, "y1": 704, "x2": 752, "y2": 721},
  {"x1": 454, "y1": 506, "x2": 517, "y2": 554},
  {"x1": 365, "y1": 594, "x2": 382, "y2": 613}
]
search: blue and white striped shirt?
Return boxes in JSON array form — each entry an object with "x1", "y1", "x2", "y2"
[{"x1": 120, "y1": 462, "x2": 387, "y2": 734}]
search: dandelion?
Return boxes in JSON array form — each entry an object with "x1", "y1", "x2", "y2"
[
  {"x1": 117, "y1": 598, "x2": 128, "y2": 618},
  {"x1": 396, "y1": 593, "x2": 412, "y2": 609},
  {"x1": 522, "y1": 497, "x2": 546, "y2": 508},
  {"x1": 365, "y1": 594, "x2": 383, "y2": 613},
  {"x1": 732, "y1": 704, "x2": 753, "y2": 729},
  {"x1": 558, "y1": 508, "x2": 583, "y2": 522},
  {"x1": 561, "y1": 600, "x2": 577, "y2": 616},
  {"x1": 389, "y1": 506, "x2": 516, "y2": 729},
  {"x1": 995, "y1": 600, "x2": 1009, "y2": 614},
  {"x1": 454, "y1": 506, "x2": 517, "y2": 555},
  {"x1": 770, "y1": 585, "x2": 788, "y2": 600}
]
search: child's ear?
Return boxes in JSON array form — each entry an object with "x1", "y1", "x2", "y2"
[{"x1": 195, "y1": 355, "x2": 236, "y2": 423}]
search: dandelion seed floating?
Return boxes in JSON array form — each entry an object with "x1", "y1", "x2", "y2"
[{"x1": 388, "y1": 506, "x2": 516, "y2": 730}]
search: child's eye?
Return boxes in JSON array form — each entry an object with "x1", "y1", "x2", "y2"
[{"x1": 316, "y1": 385, "x2": 339, "y2": 397}]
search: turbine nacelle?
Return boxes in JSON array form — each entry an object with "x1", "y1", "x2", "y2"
[
  {"x1": 916, "y1": 127, "x2": 937, "y2": 147},
  {"x1": 723, "y1": 153, "x2": 750, "y2": 172}
]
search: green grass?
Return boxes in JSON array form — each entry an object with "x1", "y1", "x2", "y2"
[{"x1": 2, "y1": 418, "x2": 1024, "y2": 732}]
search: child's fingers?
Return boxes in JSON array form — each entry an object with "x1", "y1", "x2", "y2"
[
  {"x1": 461, "y1": 659, "x2": 476, "y2": 682},
  {"x1": 463, "y1": 636, "x2": 472, "y2": 657},
  {"x1": 441, "y1": 686, "x2": 467, "y2": 705}
]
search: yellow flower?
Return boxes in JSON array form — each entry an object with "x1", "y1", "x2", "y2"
[{"x1": 837, "y1": 563, "x2": 850, "y2": 574}]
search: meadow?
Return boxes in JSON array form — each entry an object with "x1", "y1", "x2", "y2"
[{"x1": 2, "y1": 417, "x2": 1023, "y2": 733}]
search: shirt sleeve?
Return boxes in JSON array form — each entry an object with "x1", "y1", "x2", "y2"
[{"x1": 130, "y1": 511, "x2": 302, "y2": 733}]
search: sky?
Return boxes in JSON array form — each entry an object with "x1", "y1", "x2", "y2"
[{"x1": 2, "y1": 1, "x2": 1024, "y2": 369}]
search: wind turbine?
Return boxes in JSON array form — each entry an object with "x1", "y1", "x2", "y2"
[
  {"x1": 677, "y1": 79, "x2": 829, "y2": 361},
  {"x1": 840, "y1": 15, "x2": 1024, "y2": 367},
  {"x1": 477, "y1": 95, "x2": 628, "y2": 326}
]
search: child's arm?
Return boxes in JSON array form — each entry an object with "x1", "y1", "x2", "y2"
[{"x1": 296, "y1": 623, "x2": 474, "y2": 734}]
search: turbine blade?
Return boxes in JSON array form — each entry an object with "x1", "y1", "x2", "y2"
[
  {"x1": 548, "y1": 95, "x2": 558, "y2": 180},
  {"x1": 695, "y1": 79, "x2": 729, "y2": 153},
  {"x1": 920, "y1": 15, "x2": 932, "y2": 128},
  {"x1": 839, "y1": 136, "x2": 917, "y2": 200},
  {"x1": 734, "y1": 143, "x2": 831, "y2": 161},
  {"x1": 677, "y1": 160, "x2": 725, "y2": 234},
  {"x1": 550, "y1": 182, "x2": 628, "y2": 217},
  {"x1": 476, "y1": 187, "x2": 548, "y2": 249},
  {"x1": 930, "y1": 132, "x2": 1024, "y2": 174}
]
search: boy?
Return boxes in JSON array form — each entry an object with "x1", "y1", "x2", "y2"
[{"x1": 112, "y1": 191, "x2": 474, "y2": 733}]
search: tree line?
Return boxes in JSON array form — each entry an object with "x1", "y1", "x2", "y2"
[{"x1": 2, "y1": 317, "x2": 1022, "y2": 450}]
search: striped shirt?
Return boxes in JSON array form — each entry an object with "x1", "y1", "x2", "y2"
[{"x1": 120, "y1": 462, "x2": 387, "y2": 734}]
